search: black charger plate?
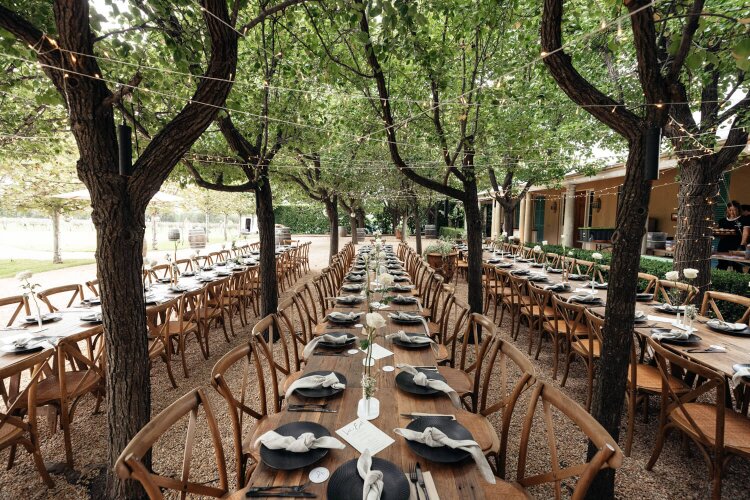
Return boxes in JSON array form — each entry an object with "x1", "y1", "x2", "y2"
[
  {"x1": 389, "y1": 313, "x2": 423, "y2": 324},
  {"x1": 259, "y1": 422, "x2": 331, "y2": 470},
  {"x1": 636, "y1": 293, "x2": 654, "y2": 302},
  {"x1": 395, "y1": 368, "x2": 445, "y2": 394},
  {"x1": 0, "y1": 342, "x2": 45, "y2": 354},
  {"x1": 327, "y1": 457, "x2": 409, "y2": 500},
  {"x1": 318, "y1": 333, "x2": 356, "y2": 348},
  {"x1": 706, "y1": 322, "x2": 750, "y2": 336},
  {"x1": 24, "y1": 313, "x2": 62, "y2": 324},
  {"x1": 404, "y1": 417, "x2": 473, "y2": 463},
  {"x1": 294, "y1": 371, "x2": 347, "y2": 398},
  {"x1": 651, "y1": 328, "x2": 701, "y2": 345},
  {"x1": 392, "y1": 334, "x2": 433, "y2": 350}
]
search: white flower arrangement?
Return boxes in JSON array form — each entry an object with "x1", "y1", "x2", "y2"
[
  {"x1": 664, "y1": 271, "x2": 679, "y2": 281},
  {"x1": 533, "y1": 245, "x2": 542, "y2": 254},
  {"x1": 379, "y1": 273, "x2": 395, "y2": 288},
  {"x1": 542, "y1": 240, "x2": 548, "y2": 246},
  {"x1": 568, "y1": 250, "x2": 575, "y2": 256},
  {"x1": 18, "y1": 271, "x2": 43, "y2": 327},
  {"x1": 591, "y1": 252, "x2": 603, "y2": 260},
  {"x1": 365, "y1": 312, "x2": 386, "y2": 329},
  {"x1": 683, "y1": 268, "x2": 699, "y2": 279}
]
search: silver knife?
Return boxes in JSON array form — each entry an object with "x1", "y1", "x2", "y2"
[
  {"x1": 415, "y1": 462, "x2": 430, "y2": 500},
  {"x1": 287, "y1": 408, "x2": 337, "y2": 413}
]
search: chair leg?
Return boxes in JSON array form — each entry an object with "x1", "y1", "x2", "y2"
[
  {"x1": 6, "y1": 443, "x2": 17, "y2": 469},
  {"x1": 180, "y1": 335, "x2": 190, "y2": 378},
  {"x1": 625, "y1": 389, "x2": 636, "y2": 457},
  {"x1": 163, "y1": 349, "x2": 178, "y2": 388},
  {"x1": 59, "y1": 404, "x2": 74, "y2": 467}
]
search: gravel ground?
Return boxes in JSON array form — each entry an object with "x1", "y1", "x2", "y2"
[{"x1": 1, "y1": 237, "x2": 747, "y2": 499}]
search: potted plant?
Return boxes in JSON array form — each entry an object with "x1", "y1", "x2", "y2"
[{"x1": 423, "y1": 239, "x2": 458, "y2": 282}]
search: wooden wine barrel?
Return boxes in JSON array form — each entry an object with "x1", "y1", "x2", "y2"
[
  {"x1": 188, "y1": 227, "x2": 206, "y2": 249},
  {"x1": 356, "y1": 228, "x2": 366, "y2": 241},
  {"x1": 424, "y1": 224, "x2": 437, "y2": 238}
]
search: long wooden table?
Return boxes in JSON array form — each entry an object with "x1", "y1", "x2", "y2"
[
  {"x1": 484, "y1": 251, "x2": 750, "y2": 386},
  {"x1": 242, "y1": 259, "x2": 487, "y2": 499}
]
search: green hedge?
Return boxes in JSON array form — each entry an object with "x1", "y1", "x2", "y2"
[
  {"x1": 439, "y1": 227, "x2": 466, "y2": 239},
  {"x1": 273, "y1": 205, "x2": 329, "y2": 234},
  {"x1": 527, "y1": 243, "x2": 749, "y2": 318}
]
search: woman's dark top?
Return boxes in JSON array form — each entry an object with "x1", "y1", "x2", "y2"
[{"x1": 716, "y1": 216, "x2": 745, "y2": 251}]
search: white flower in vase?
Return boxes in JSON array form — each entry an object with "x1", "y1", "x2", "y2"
[
  {"x1": 664, "y1": 271, "x2": 679, "y2": 282},
  {"x1": 533, "y1": 245, "x2": 542, "y2": 254},
  {"x1": 379, "y1": 273, "x2": 394, "y2": 288},
  {"x1": 568, "y1": 250, "x2": 575, "y2": 257},
  {"x1": 365, "y1": 312, "x2": 386, "y2": 330},
  {"x1": 683, "y1": 268, "x2": 699, "y2": 279},
  {"x1": 542, "y1": 240, "x2": 548, "y2": 246},
  {"x1": 591, "y1": 252, "x2": 603, "y2": 260}
]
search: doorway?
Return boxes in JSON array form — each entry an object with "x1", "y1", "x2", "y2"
[{"x1": 574, "y1": 192, "x2": 587, "y2": 248}]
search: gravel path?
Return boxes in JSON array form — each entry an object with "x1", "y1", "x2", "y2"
[{"x1": 0, "y1": 237, "x2": 746, "y2": 499}]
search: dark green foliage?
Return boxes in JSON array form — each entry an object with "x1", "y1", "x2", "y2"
[
  {"x1": 439, "y1": 227, "x2": 466, "y2": 239},
  {"x1": 273, "y1": 205, "x2": 329, "y2": 234}
]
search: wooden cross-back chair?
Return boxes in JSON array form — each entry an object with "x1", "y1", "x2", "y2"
[
  {"x1": 527, "y1": 283, "x2": 560, "y2": 364},
  {"x1": 146, "y1": 264, "x2": 171, "y2": 282},
  {"x1": 115, "y1": 388, "x2": 229, "y2": 499},
  {"x1": 507, "y1": 274, "x2": 535, "y2": 341},
  {"x1": 645, "y1": 337, "x2": 750, "y2": 499},
  {"x1": 482, "y1": 264, "x2": 504, "y2": 324},
  {"x1": 437, "y1": 313, "x2": 496, "y2": 412},
  {"x1": 554, "y1": 297, "x2": 596, "y2": 410},
  {"x1": 699, "y1": 290, "x2": 750, "y2": 324},
  {"x1": 84, "y1": 279, "x2": 99, "y2": 297},
  {"x1": 572, "y1": 259, "x2": 594, "y2": 277},
  {"x1": 485, "y1": 380, "x2": 623, "y2": 499},
  {"x1": 197, "y1": 278, "x2": 231, "y2": 355},
  {"x1": 0, "y1": 295, "x2": 29, "y2": 327},
  {"x1": 437, "y1": 295, "x2": 470, "y2": 368},
  {"x1": 637, "y1": 272, "x2": 659, "y2": 294},
  {"x1": 277, "y1": 296, "x2": 310, "y2": 348},
  {"x1": 34, "y1": 328, "x2": 106, "y2": 467},
  {"x1": 544, "y1": 253, "x2": 561, "y2": 268},
  {"x1": 421, "y1": 272, "x2": 444, "y2": 320},
  {"x1": 560, "y1": 255, "x2": 576, "y2": 274},
  {"x1": 36, "y1": 284, "x2": 84, "y2": 312},
  {"x1": 473, "y1": 336, "x2": 536, "y2": 473},
  {"x1": 174, "y1": 258, "x2": 193, "y2": 273},
  {"x1": 194, "y1": 254, "x2": 212, "y2": 268},
  {"x1": 208, "y1": 251, "x2": 223, "y2": 264},
  {"x1": 655, "y1": 279, "x2": 697, "y2": 305},
  {"x1": 291, "y1": 288, "x2": 319, "y2": 345},
  {"x1": 252, "y1": 314, "x2": 303, "y2": 410},
  {"x1": 1, "y1": 350, "x2": 54, "y2": 487},
  {"x1": 144, "y1": 299, "x2": 179, "y2": 388},
  {"x1": 212, "y1": 340, "x2": 279, "y2": 489}
]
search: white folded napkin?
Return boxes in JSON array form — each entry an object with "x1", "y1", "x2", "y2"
[
  {"x1": 284, "y1": 372, "x2": 345, "y2": 399},
  {"x1": 393, "y1": 426, "x2": 495, "y2": 483},
  {"x1": 303, "y1": 334, "x2": 350, "y2": 359},
  {"x1": 328, "y1": 311, "x2": 360, "y2": 322},
  {"x1": 396, "y1": 364, "x2": 460, "y2": 408},
  {"x1": 255, "y1": 430, "x2": 345, "y2": 452},
  {"x1": 650, "y1": 329, "x2": 690, "y2": 341},
  {"x1": 389, "y1": 312, "x2": 422, "y2": 322},
  {"x1": 634, "y1": 311, "x2": 646, "y2": 321},
  {"x1": 731, "y1": 367, "x2": 750, "y2": 389},
  {"x1": 707, "y1": 319, "x2": 747, "y2": 332},
  {"x1": 386, "y1": 331, "x2": 434, "y2": 345},
  {"x1": 567, "y1": 294, "x2": 601, "y2": 304},
  {"x1": 358, "y1": 449, "x2": 384, "y2": 500},
  {"x1": 658, "y1": 303, "x2": 685, "y2": 313}
]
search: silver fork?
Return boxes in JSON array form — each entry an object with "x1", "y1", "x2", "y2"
[{"x1": 409, "y1": 463, "x2": 421, "y2": 500}]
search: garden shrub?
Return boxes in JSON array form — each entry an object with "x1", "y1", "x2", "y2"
[
  {"x1": 273, "y1": 205, "x2": 329, "y2": 234},
  {"x1": 440, "y1": 227, "x2": 466, "y2": 239}
]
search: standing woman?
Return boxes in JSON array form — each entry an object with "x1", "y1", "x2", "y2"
[{"x1": 715, "y1": 200, "x2": 745, "y2": 270}]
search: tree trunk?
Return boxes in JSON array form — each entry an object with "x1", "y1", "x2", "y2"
[
  {"x1": 223, "y1": 212, "x2": 228, "y2": 243},
  {"x1": 325, "y1": 198, "x2": 339, "y2": 263},
  {"x1": 463, "y1": 185, "x2": 484, "y2": 318},
  {"x1": 401, "y1": 213, "x2": 408, "y2": 242},
  {"x1": 356, "y1": 208, "x2": 366, "y2": 231},
  {"x1": 255, "y1": 177, "x2": 278, "y2": 318},
  {"x1": 151, "y1": 213, "x2": 158, "y2": 251},
  {"x1": 350, "y1": 215, "x2": 358, "y2": 245},
  {"x1": 503, "y1": 204, "x2": 514, "y2": 236},
  {"x1": 672, "y1": 158, "x2": 717, "y2": 301},
  {"x1": 95, "y1": 201, "x2": 151, "y2": 499},
  {"x1": 51, "y1": 207, "x2": 62, "y2": 264},
  {"x1": 586, "y1": 139, "x2": 651, "y2": 498},
  {"x1": 414, "y1": 204, "x2": 422, "y2": 254}
]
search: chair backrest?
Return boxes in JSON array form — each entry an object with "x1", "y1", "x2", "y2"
[
  {"x1": 655, "y1": 279, "x2": 696, "y2": 305},
  {"x1": 55, "y1": 328, "x2": 106, "y2": 402},
  {"x1": 545, "y1": 253, "x2": 560, "y2": 268},
  {"x1": 637, "y1": 272, "x2": 658, "y2": 294},
  {"x1": 175, "y1": 258, "x2": 193, "y2": 273},
  {"x1": 527, "y1": 283, "x2": 555, "y2": 325},
  {"x1": 147, "y1": 264, "x2": 171, "y2": 281},
  {"x1": 84, "y1": 279, "x2": 99, "y2": 297},
  {"x1": 1, "y1": 350, "x2": 51, "y2": 440},
  {"x1": 0, "y1": 294, "x2": 29, "y2": 327},
  {"x1": 477, "y1": 334, "x2": 535, "y2": 422},
  {"x1": 37, "y1": 284, "x2": 84, "y2": 312},
  {"x1": 699, "y1": 290, "x2": 750, "y2": 324},
  {"x1": 211, "y1": 341, "x2": 271, "y2": 488},
  {"x1": 146, "y1": 298, "x2": 178, "y2": 338},
  {"x1": 277, "y1": 297, "x2": 309, "y2": 352},
  {"x1": 251, "y1": 314, "x2": 296, "y2": 412},
  {"x1": 646, "y1": 337, "x2": 727, "y2": 448},
  {"x1": 508, "y1": 380, "x2": 623, "y2": 499},
  {"x1": 552, "y1": 296, "x2": 590, "y2": 347},
  {"x1": 454, "y1": 313, "x2": 497, "y2": 409},
  {"x1": 573, "y1": 259, "x2": 594, "y2": 276},
  {"x1": 114, "y1": 388, "x2": 228, "y2": 499},
  {"x1": 441, "y1": 296, "x2": 471, "y2": 369}
]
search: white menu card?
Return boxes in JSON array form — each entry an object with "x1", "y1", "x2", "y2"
[{"x1": 336, "y1": 418, "x2": 394, "y2": 455}]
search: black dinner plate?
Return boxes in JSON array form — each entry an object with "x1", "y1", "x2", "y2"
[
  {"x1": 0, "y1": 341, "x2": 45, "y2": 354},
  {"x1": 389, "y1": 313, "x2": 423, "y2": 324},
  {"x1": 651, "y1": 329, "x2": 702, "y2": 345},
  {"x1": 496, "y1": 263, "x2": 513, "y2": 268},
  {"x1": 395, "y1": 368, "x2": 445, "y2": 394},
  {"x1": 80, "y1": 313, "x2": 102, "y2": 323},
  {"x1": 486, "y1": 259, "x2": 501, "y2": 264},
  {"x1": 294, "y1": 371, "x2": 347, "y2": 398},
  {"x1": 82, "y1": 297, "x2": 101, "y2": 305},
  {"x1": 215, "y1": 271, "x2": 232, "y2": 277},
  {"x1": 336, "y1": 296, "x2": 364, "y2": 305},
  {"x1": 327, "y1": 313, "x2": 360, "y2": 325},
  {"x1": 345, "y1": 276, "x2": 364, "y2": 283},
  {"x1": 530, "y1": 263, "x2": 544, "y2": 268},
  {"x1": 392, "y1": 333, "x2": 433, "y2": 350},
  {"x1": 653, "y1": 304, "x2": 685, "y2": 315},
  {"x1": 394, "y1": 276, "x2": 410, "y2": 282},
  {"x1": 319, "y1": 333, "x2": 357, "y2": 348},
  {"x1": 181, "y1": 271, "x2": 196, "y2": 277},
  {"x1": 24, "y1": 313, "x2": 62, "y2": 324},
  {"x1": 404, "y1": 417, "x2": 472, "y2": 463},
  {"x1": 706, "y1": 321, "x2": 750, "y2": 336},
  {"x1": 636, "y1": 293, "x2": 654, "y2": 302},
  {"x1": 391, "y1": 296, "x2": 418, "y2": 305},
  {"x1": 259, "y1": 422, "x2": 331, "y2": 470},
  {"x1": 511, "y1": 270, "x2": 530, "y2": 276},
  {"x1": 341, "y1": 285, "x2": 363, "y2": 293},
  {"x1": 732, "y1": 364, "x2": 750, "y2": 383},
  {"x1": 568, "y1": 274, "x2": 587, "y2": 281},
  {"x1": 156, "y1": 277, "x2": 172, "y2": 284},
  {"x1": 327, "y1": 457, "x2": 409, "y2": 500},
  {"x1": 547, "y1": 268, "x2": 563, "y2": 273}
]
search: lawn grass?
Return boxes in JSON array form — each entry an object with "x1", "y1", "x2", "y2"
[{"x1": 0, "y1": 259, "x2": 95, "y2": 279}]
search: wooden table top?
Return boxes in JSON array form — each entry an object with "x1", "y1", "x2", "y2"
[
  {"x1": 483, "y1": 252, "x2": 750, "y2": 380},
  {"x1": 243, "y1": 262, "x2": 487, "y2": 499}
]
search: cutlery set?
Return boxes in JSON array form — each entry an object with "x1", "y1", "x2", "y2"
[{"x1": 286, "y1": 403, "x2": 337, "y2": 413}]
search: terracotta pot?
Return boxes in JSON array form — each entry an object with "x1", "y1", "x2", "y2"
[{"x1": 425, "y1": 251, "x2": 458, "y2": 282}]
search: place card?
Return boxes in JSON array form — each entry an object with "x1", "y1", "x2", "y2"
[
  {"x1": 336, "y1": 418, "x2": 395, "y2": 455},
  {"x1": 360, "y1": 343, "x2": 393, "y2": 360}
]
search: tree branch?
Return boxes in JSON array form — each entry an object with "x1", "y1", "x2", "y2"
[
  {"x1": 666, "y1": 0, "x2": 705, "y2": 82},
  {"x1": 238, "y1": 0, "x2": 310, "y2": 34},
  {"x1": 184, "y1": 159, "x2": 256, "y2": 192},
  {"x1": 102, "y1": 72, "x2": 142, "y2": 108}
]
